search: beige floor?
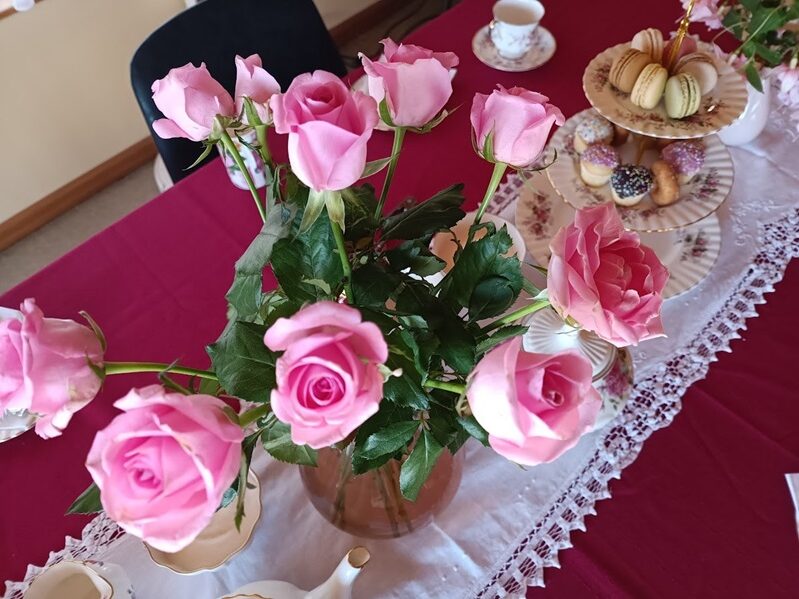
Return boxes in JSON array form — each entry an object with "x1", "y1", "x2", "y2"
[{"x1": 0, "y1": 0, "x2": 452, "y2": 295}]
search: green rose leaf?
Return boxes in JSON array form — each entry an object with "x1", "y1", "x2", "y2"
[
  {"x1": 399, "y1": 429, "x2": 444, "y2": 501},
  {"x1": 261, "y1": 421, "x2": 318, "y2": 466},
  {"x1": 468, "y1": 275, "x2": 518, "y2": 322},
  {"x1": 352, "y1": 402, "x2": 415, "y2": 474},
  {"x1": 66, "y1": 482, "x2": 102, "y2": 515},
  {"x1": 476, "y1": 324, "x2": 529, "y2": 355},
  {"x1": 745, "y1": 61, "x2": 763, "y2": 93},
  {"x1": 355, "y1": 421, "x2": 419, "y2": 461},
  {"x1": 271, "y1": 210, "x2": 344, "y2": 303},
  {"x1": 351, "y1": 262, "x2": 402, "y2": 309},
  {"x1": 207, "y1": 321, "x2": 275, "y2": 403},
  {"x1": 226, "y1": 204, "x2": 294, "y2": 322},
  {"x1": 381, "y1": 184, "x2": 466, "y2": 241},
  {"x1": 385, "y1": 240, "x2": 446, "y2": 277},
  {"x1": 342, "y1": 185, "x2": 379, "y2": 242}
]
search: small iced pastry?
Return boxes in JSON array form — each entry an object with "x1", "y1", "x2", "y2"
[
  {"x1": 661, "y1": 141, "x2": 705, "y2": 184},
  {"x1": 663, "y1": 35, "x2": 698, "y2": 70},
  {"x1": 650, "y1": 160, "x2": 680, "y2": 206},
  {"x1": 675, "y1": 52, "x2": 718, "y2": 95},
  {"x1": 631, "y1": 28, "x2": 664, "y2": 63},
  {"x1": 574, "y1": 114, "x2": 614, "y2": 154},
  {"x1": 609, "y1": 48, "x2": 652, "y2": 93},
  {"x1": 579, "y1": 144, "x2": 620, "y2": 187},
  {"x1": 631, "y1": 63, "x2": 669, "y2": 109},
  {"x1": 664, "y1": 73, "x2": 701, "y2": 119},
  {"x1": 610, "y1": 165, "x2": 653, "y2": 206}
]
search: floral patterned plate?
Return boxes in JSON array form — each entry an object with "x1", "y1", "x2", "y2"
[
  {"x1": 471, "y1": 24, "x2": 556, "y2": 72},
  {"x1": 582, "y1": 42, "x2": 747, "y2": 139},
  {"x1": 547, "y1": 109, "x2": 733, "y2": 232},
  {"x1": 515, "y1": 171, "x2": 722, "y2": 299}
]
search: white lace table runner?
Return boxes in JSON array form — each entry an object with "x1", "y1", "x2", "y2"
[{"x1": 5, "y1": 98, "x2": 799, "y2": 599}]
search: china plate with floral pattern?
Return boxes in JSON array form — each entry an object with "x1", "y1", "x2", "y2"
[
  {"x1": 547, "y1": 109, "x2": 733, "y2": 232},
  {"x1": 515, "y1": 171, "x2": 722, "y2": 299},
  {"x1": 471, "y1": 24, "x2": 556, "y2": 72},
  {"x1": 582, "y1": 42, "x2": 747, "y2": 139}
]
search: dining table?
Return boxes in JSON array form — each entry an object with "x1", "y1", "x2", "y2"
[{"x1": 2, "y1": 0, "x2": 799, "y2": 596}]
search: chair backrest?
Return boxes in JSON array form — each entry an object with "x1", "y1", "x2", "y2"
[{"x1": 131, "y1": 0, "x2": 346, "y2": 183}]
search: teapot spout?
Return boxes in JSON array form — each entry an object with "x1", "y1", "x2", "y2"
[{"x1": 306, "y1": 547, "x2": 370, "y2": 599}]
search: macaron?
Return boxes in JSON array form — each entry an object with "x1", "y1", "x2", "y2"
[
  {"x1": 631, "y1": 63, "x2": 668, "y2": 110},
  {"x1": 675, "y1": 52, "x2": 718, "y2": 95},
  {"x1": 664, "y1": 72, "x2": 701, "y2": 119},
  {"x1": 661, "y1": 140, "x2": 705, "y2": 184},
  {"x1": 610, "y1": 165, "x2": 653, "y2": 206},
  {"x1": 579, "y1": 144, "x2": 620, "y2": 187},
  {"x1": 663, "y1": 35, "x2": 698, "y2": 71},
  {"x1": 631, "y1": 28, "x2": 664, "y2": 63},
  {"x1": 609, "y1": 48, "x2": 652, "y2": 93},
  {"x1": 574, "y1": 114, "x2": 615, "y2": 154}
]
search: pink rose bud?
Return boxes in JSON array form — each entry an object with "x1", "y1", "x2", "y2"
[
  {"x1": 234, "y1": 54, "x2": 281, "y2": 125},
  {"x1": 86, "y1": 385, "x2": 244, "y2": 553},
  {"x1": 468, "y1": 338, "x2": 602, "y2": 466},
  {"x1": 0, "y1": 299, "x2": 104, "y2": 438},
  {"x1": 547, "y1": 203, "x2": 669, "y2": 347},
  {"x1": 360, "y1": 38, "x2": 459, "y2": 128},
  {"x1": 270, "y1": 71, "x2": 378, "y2": 192},
  {"x1": 470, "y1": 86, "x2": 564, "y2": 167},
  {"x1": 151, "y1": 62, "x2": 235, "y2": 141},
  {"x1": 264, "y1": 302, "x2": 388, "y2": 449}
]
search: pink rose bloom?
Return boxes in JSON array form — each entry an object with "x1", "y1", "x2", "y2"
[
  {"x1": 86, "y1": 385, "x2": 243, "y2": 552},
  {"x1": 547, "y1": 203, "x2": 669, "y2": 347},
  {"x1": 360, "y1": 38, "x2": 459, "y2": 127},
  {"x1": 234, "y1": 54, "x2": 281, "y2": 125},
  {"x1": 264, "y1": 302, "x2": 388, "y2": 449},
  {"x1": 683, "y1": 0, "x2": 724, "y2": 30},
  {"x1": 151, "y1": 62, "x2": 235, "y2": 141},
  {"x1": 270, "y1": 71, "x2": 378, "y2": 191},
  {"x1": 467, "y1": 338, "x2": 601, "y2": 466},
  {"x1": 0, "y1": 299, "x2": 104, "y2": 438},
  {"x1": 471, "y1": 86, "x2": 565, "y2": 167}
]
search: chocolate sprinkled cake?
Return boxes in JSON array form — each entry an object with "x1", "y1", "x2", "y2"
[{"x1": 610, "y1": 165, "x2": 653, "y2": 198}]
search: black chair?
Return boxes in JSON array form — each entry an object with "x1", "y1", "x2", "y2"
[{"x1": 131, "y1": 0, "x2": 346, "y2": 183}]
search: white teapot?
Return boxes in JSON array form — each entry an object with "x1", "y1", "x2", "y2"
[{"x1": 221, "y1": 547, "x2": 370, "y2": 599}]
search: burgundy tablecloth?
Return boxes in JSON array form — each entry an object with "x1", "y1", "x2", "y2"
[{"x1": 2, "y1": 0, "x2": 798, "y2": 596}]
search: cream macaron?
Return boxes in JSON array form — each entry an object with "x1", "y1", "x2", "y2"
[
  {"x1": 664, "y1": 72, "x2": 701, "y2": 119},
  {"x1": 674, "y1": 52, "x2": 718, "y2": 95},
  {"x1": 609, "y1": 48, "x2": 652, "y2": 94},
  {"x1": 631, "y1": 28, "x2": 664, "y2": 63},
  {"x1": 631, "y1": 63, "x2": 669, "y2": 110}
]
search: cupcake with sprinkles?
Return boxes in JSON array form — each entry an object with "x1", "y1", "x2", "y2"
[
  {"x1": 580, "y1": 143, "x2": 620, "y2": 187},
  {"x1": 610, "y1": 164, "x2": 653, "y2": 207},
  {"x1": 573, "y1": 114, "x2": 614, "y2": 154},
  {"x1": 661, "y1": 140, "x2": 705, "y2": 184}
]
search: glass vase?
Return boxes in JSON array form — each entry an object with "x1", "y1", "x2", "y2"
[{"x1": 300, "y1": 445, "x2": 464, "y2": 539}]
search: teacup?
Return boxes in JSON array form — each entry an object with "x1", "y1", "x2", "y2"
[
  {"x1": 489, "y1": 0, "x2": 545, "y2": 60},
  {"x1": 24, "y1": 561, "x2": 113, "y2": 599}
]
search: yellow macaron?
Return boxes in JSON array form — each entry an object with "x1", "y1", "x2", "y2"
[
  {"x1": 631, "y1": 63, "x2": 669, "y2": 110},
  {"x1": 664, "y1": 73, "x2": 701, "y2": 119}
]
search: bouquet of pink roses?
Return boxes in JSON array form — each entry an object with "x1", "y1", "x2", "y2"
[{"x1": 0, "y1": 39, "x2": 668, "y2": 551}]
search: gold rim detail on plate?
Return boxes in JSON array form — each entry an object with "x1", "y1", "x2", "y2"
[
  {"x1": 515, "y1": 172, "x2": 722, "y2": 299},
  {"x1": 547, "y1": 108, "x2": 733, "y2": 233},
  {"x1": 582, "y1": 42, "x2": 747, "y2": 139}
]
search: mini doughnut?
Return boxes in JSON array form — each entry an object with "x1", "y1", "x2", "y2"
[{"x1": 650, "y1": 160, "x2": 680, "y2": 206}]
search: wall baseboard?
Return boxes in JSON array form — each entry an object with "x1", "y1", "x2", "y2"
[
  {"x1": 329, "y1": 0, "x2": 407, "y2": 47},
  {"x1": 0, "y1": 137, "x2": 157, "y2": 252}
]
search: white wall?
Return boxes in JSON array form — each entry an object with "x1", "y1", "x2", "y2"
[{"x1": 0, "y1": 0, "x2": 376, "y2": 225}]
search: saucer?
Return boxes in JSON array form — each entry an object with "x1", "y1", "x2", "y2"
[{"x1": 472, "y1": 24, "x2": 556, "y2": 72}]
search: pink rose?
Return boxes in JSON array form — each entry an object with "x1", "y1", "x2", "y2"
[
  {"x1": 467, "y1": 338, "x2": 601, "y2": 466},
  {"x1": 86, "y1": 385, "x2": 243, "y2": 552},
  {"x1": 683, "y1": 0, "x2": 724, "y2": 30},
  {"x1": 547, "y1": 203, "x2": 669, "y2": 347},
  {"x1": 234, "y1": 54, "x2": 281, "y2": 125},
  {"x1": 0, "y1": 299, "x2": 104, "y2": 438},
  {"x1": 360, "y1": 38, "x2": 459, "y2": 127},
  {"x1": 470, "y1": 86, "x2": 565, "y2": 167},
  {"x1": 151, "y1": 62, "x2": 235, "y2": 141},
  {"x1": 264, "y1": 302, "x2": 388, "y2": 449},
  {"x1": 270, "y1": 71, "x2": 378, "y2": 192}
]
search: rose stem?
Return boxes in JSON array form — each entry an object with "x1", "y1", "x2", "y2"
[
  {"x1": 238, "y1": 404, "x2": 271, "y2": 428},
  {"x1": 329, "y1": 219, "x2": 353, "y2": 301},
  {"x1": 375, "y1": 127, "x2": 406, "y2": 219},
  {"x1": 388, "y1": 460, "x2": 414, "y2": 534},
  {"x1": 104, "y1": 361, "x2": 217, "y2": 380},
  {"x1": 333, "y1": 444, "x2": 355, "y2": 527},
  {"x1": 481, "y1": 299, "x2": 550, "y2": 333},
  {"x1": 423, "y1": 379, "x2": 466, "y2": 394},
  {"x1": 254, "y1": 124, "x2": 273, "y2": 168},
  {"x1": 472, "y1": 161, "x2": 508, "y2": 227},
  {"x1": 373, "y1": 467, "x2": 401, "y2": 537},
  {"x1": 217, "y1": 122, "x2": 267, "y2": 222}
]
